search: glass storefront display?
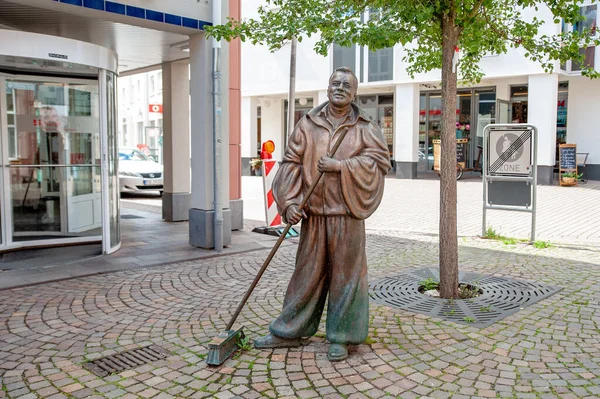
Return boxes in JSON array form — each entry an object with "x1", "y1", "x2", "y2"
[
  {"x1": 356, "y1": 94, "x2": 394, "y2": 161},
  {"x1": 0, "y1": 29, "x2": 119, "y2": 253},
  {"x1": 419, "y1": 89, "x2": 496, "y2": 172}
]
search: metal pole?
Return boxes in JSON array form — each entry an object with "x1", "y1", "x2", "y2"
[
  {"x1": 286, "y1": 37, "x2": 297, "y2": 139},
  {"x1": 531, "y1": 126, "x2": 538, "y2": 242},
  {"x1": 482, "y1": 126, "x2": 488, "y2": 237},
  {"x1": 212, "y1": 0, "x2": 223, "y2": 251}
]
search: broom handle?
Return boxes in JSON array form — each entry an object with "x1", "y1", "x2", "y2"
[{"x1": 226, "y1": 125, "x2": 351, "y2": 331}]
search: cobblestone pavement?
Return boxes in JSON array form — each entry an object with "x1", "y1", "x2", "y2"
[{"x1": 1, "y1": 229, "x2": 600, "y2": 398}]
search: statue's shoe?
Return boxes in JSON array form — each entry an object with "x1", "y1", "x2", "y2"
[
  {"x1": 327, "y1": 343, "x2": 348, "y2": 361},
  {"x1": 253, "y1": 334, "x2": 305, "y2": 349}
]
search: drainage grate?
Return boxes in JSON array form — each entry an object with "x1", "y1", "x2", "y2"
[
  {"x1": 121, "y1": 214, "x2": 144, "y2": 219},
  {"x1": 369, "y1": 267, "x2": 562, "y2": 328},
  {"x1": 83, "y1": 345, "x2": 169, "y2": 377}
]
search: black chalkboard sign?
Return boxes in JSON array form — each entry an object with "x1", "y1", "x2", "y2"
[
  {"x1": 559, "y1": 144, "x2": 576, "y2": 171},
  {"x1": 559, "y1": 144, "x2": 577, "y2": 186}
]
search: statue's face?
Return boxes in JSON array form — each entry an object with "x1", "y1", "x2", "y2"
[{"x1": 327, "y1": 71, "x2": 357, "y2": 108}]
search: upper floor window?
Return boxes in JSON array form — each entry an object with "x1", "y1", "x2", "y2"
[
  {"x1": 333, "y1": 43, "x2": 356, "y2": 71},
  {"x1": 575, "y1": 5, "x2": 597, "y2": 35},
  {"x1": 561, "y1": 5, "x2": 597, "y2": 73},
  {"x1": 368, "y1": 48, "x2": 394, "y2": 82}
]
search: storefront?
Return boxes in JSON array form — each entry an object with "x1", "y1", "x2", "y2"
[
  {"x1": 0, "y1": 30, "x2": 120, "y2": 253},
  {"x1": 418, "y1": 88, "x2": 496, "y2": 173}
]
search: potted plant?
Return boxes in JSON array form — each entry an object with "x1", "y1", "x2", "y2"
[
  {"x1": 249, "y1": 158, "x2": 263, "y2": 176},
  {"x1": 561, "y1": 172, "x2": 582, "y2": 185}
]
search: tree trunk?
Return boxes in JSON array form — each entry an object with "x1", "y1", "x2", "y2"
[{"x1": 439, "y1": 13, "x2": 459, "y2": 299}]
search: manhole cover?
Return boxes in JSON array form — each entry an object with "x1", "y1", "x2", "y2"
[
  {"x1": 369, "y1": 267, "x2": 562, "y2": 328},
  {"x1": 83, "y1": 345, "x2": 169, "y2": 377},
  {"x1": 121, "y1": 214, "x2": 144, "y2": 219}
]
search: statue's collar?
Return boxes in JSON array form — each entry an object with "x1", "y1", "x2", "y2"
[{"x1": 307, "y1": 101, "x2": 370, "y2": 129}]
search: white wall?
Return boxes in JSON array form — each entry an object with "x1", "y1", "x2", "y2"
[
  {"x1": 394, "y1": 83, "x2": 419, "y2": 163},
  {"x1": 528, "y1": 74, "x2": 558, "y2": 167},
  {"x1": 260, "y1": 99, "x2": 284, "y2": 161},
  {"x1": 241, "y1": 96, "x2": 258, "y2": 158},
  {"x1": 566, "y1": 76, "x2": 600, "y2": 165}
]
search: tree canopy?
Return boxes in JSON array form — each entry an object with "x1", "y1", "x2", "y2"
[
  {"x1": 207, "y1": 0, "x2": 599, "y2": 298},
  {"x1": 207, "y1": 0, "x2": 599, "y2": 83}
]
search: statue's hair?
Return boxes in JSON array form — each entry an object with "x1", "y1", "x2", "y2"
[{"x1": 330, "y1": 67, "x2": 358, "y2": 88}]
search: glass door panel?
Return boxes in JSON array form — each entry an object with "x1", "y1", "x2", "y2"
[
  {"x1": 5, "y1": 79, "x2": 101, "y2": 242},
  {"x1": 427, "y1": 94, "x2": 442, "y2": 170},
  {"x1": 418, "y1": 94, "x2": 427, "y2": 172},
  {"x1": 102, "y1": 71, "x2": 120, "y2": 253},
  {"x1": 496, "y1": 99, "x2": 511, "y2": 124}
]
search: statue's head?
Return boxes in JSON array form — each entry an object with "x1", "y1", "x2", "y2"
[{"x1": 327, "y1": 67, "x2": 358, "y2": 108}]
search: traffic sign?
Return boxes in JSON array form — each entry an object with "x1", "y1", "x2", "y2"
[
  {"x1": 488, "y1": 128, "x2": 532, "y2": 176},
  {"x1": 149, "y1": 104, "x2": 163, "y2": 113}
]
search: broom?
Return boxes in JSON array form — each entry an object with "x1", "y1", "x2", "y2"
[{"x1": 205, "y1": 123, "x2": 352, "y2": 366}]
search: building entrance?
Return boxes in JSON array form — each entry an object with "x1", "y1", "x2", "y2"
[
  {"x1": 4, "y1": 78, "x2": 103, "y2": 242},
  {"x1": 0, "y1": 29, "x2": 120, "y2": 253}
]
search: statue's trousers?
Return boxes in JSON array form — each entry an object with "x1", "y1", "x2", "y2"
[{"x1": 269, "y1": 215, "x2": 369, "y2": 344}]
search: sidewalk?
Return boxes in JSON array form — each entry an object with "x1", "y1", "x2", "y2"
[{"x1": 0, "y1": 178, "x2": 599, "y2": 399}]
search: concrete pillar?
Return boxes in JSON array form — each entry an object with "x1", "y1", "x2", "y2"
[
  {"x1": 394, "y1": 83, "x2": 419, "y2": 179},
  {"x1": 528, "y1": 74, "x2": 558, "y2": 185},
  {"x1": 228, "y1": 0, "x2": 243, "y2": 230},
  {"x1": 161, "y1": 61, "x2": 191, "y2": 222},
  {"x1": 188, "y1": 31, "x2": 232, "y2": 248},
  {"x1": 260, "y1": 98, "x2": 284, "y2": 161}
]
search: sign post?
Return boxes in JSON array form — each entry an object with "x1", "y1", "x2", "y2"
[{"x1": 482, "y1": 124, "x2": 538, "y2": 242}]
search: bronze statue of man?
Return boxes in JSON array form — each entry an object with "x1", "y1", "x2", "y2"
[{"x1": 254, "y1": 67, "x2": 390, "y2": 361}]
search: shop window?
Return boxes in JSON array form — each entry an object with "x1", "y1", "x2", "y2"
[
  {"x1": 557, "y1": 82, "x2": 568, "y2": 149},
  {"x1": 356, "y1": 94, "x2": 394, "y2": 160}
]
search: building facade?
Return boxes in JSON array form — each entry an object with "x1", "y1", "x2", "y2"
[
  {"x1": 0, "y1": 0, "x2": 242, "y2": 253},
  {"x1": 240, "y1": 0, "x2": 600, "y2": 184}
]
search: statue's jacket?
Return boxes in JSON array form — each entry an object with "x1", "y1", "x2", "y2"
[{"x1": 273, "y1": 101, "x2": 391, "y2": 219}]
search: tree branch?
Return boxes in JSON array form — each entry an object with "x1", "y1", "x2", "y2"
[{"x1": 469, "y1": 0, "x2": 486, "y2": 19}]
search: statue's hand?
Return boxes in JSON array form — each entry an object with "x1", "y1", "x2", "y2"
[
  {"x1": 318, "y1": 156, "x2": 342, "y2": 173},
  {"x1": 285, "y1": 204, "x2": 306, "y2": 225}
]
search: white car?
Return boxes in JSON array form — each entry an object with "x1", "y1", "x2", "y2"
[{"x1": 118, "y1": 148, "x2": 164, "y2": 194}]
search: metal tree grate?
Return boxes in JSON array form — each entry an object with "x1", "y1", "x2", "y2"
[
  {"x1": 369, "y1": 267, "x2": 562, "y2": 328},
  {"x1": 83, "y1": 345, "x2": 170, "y2": 377}
]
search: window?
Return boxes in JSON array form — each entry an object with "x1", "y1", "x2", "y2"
[
  {"x1": 150, "y1": 75, "x2": 155, "y2": 93},
  {"x1": 333, "y1": 43, "x2": 356, "y2": 71},
  {"x1": 368, "y1": 48, "x2": 394, "y2": 82},
  {"x1": 122, "y1": 121, "x2": 128, "y2": 147},
  {"x1": 137, "y1": 121, "x2": 144, "y2": 145},
  {"x1": 356, "y1": 94, "x2": 394, "y2": 159},
  {"x1": 571, "y1": 46, "x2": 595, "y2": 71},
  {"x1": 575, "y1": 5, "x2": 597, "y2": 35},
  {"x1": 367, "y1": 8, "x2": 394, "y2": 82},
  {"x1": 561, "y1": 5, "x2": 597, "y2": 73}
]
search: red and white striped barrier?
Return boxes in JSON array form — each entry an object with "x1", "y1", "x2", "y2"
[{"x1": 262, "y1": 159, "x2": 281, "y2": 227}]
